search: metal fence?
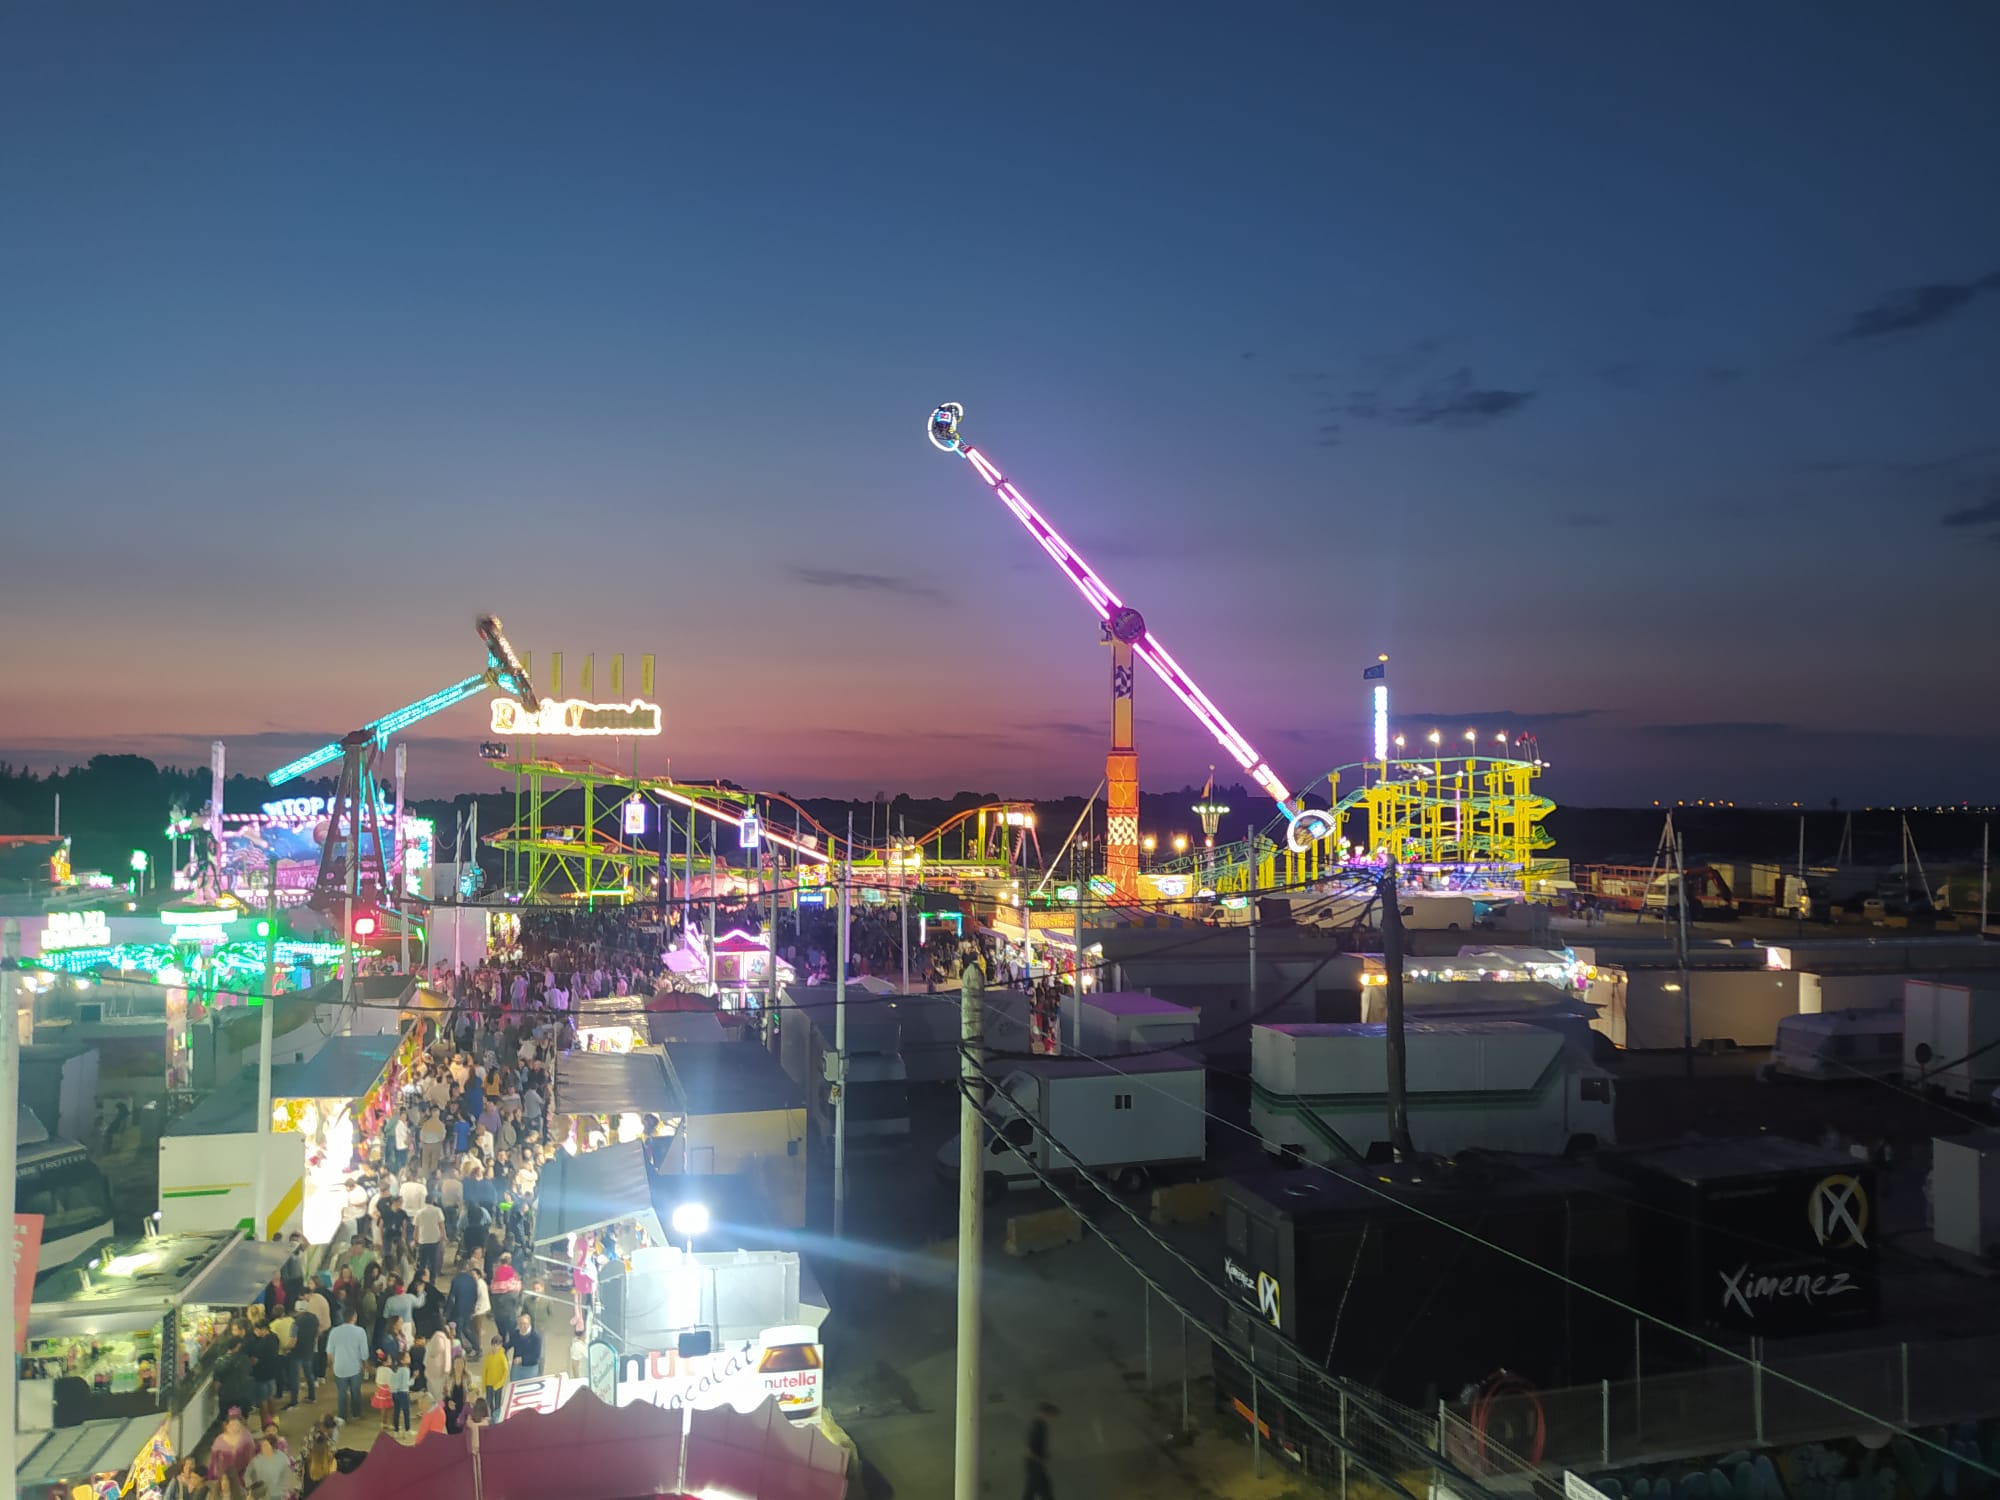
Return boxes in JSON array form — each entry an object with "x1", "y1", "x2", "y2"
[
  {"x1": 1127, "y1": 1278, "x2": 1540, "y2": 1500},
  {"x1": 1442, "y1": 1334, "x2": 2000, "y2": 1473}
]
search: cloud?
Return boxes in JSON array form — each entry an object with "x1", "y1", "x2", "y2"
[
  {"x1": 1641, "y1": 721, "x2": 1793, "y2": 738},
  {"x1": 1344, "y1": 369, "x2": 1534, "y2": 429},
  {"x1": 1940, "y1": 485, "x2": 2000, "y2": 530},
  {"x1": 1700, "y1": 364, "x2": 1742, "y2": 385},
  {"x1": 786, "y1": 565, "x2": 943, "y2": 603},
  {"x1": 1555, "y1": 510, "x2": 1611, "y2": 528},
  {"x1": 1837, "y1": 272, "x2": 2000, "y2": 341},
  {"x1": 1241, "y1": 350, "x2": 1259, "y2": 360}
]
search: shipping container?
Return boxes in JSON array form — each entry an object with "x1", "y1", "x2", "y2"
[
  {"x1": 1217, "y1": 1161, "x2": 1642, "y2": 1437},
  {"x1": 1601, "y1": 1139, "x2": 1878, "y2": 1337},
  {"x1": 1057, "y1": 990, "x2": 1199, "y2": 1055}
]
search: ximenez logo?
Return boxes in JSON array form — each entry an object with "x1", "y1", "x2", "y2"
[
  {"x1": 1719, "y1": 1264, "x2": 1856, "y2": 1319},
  {"x1": 490, "y1": 697, "x2": 662, "y2": 737}
]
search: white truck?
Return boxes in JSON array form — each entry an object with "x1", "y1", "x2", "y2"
[
  {"x1": 1903, "y1": 978, "x2": 2000, "y2": 1101},
  {"x1": 1250, "y1": 1020, "x2": 1615, "y2": 1164},
  {"x1": 937, "y1": 1052, "x2": 1206, "y2": 1197}
]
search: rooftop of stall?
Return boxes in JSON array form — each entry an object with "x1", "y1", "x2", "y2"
[
  {"x1": 551, "y1": 1047, "x2": 684, "y2": 1120},
  {"x1": 30, "y1": 1230, "x2": 291, "y2": 1336},
  {"x1": 662, "y1": 1041, "x2": 806, "y2": 1116},
  {"x1": 16, "y1": 1413, "x2": 170, "y2": 1499},
  {"x1": 162, "y1": 1033, "x2": 402, "y2": 1135}
]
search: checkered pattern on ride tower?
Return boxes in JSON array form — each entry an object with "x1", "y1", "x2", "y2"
[{"x1": 1106, "y1": 815, "x2": 1139, "y2": 846}]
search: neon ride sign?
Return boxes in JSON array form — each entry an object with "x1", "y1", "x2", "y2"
[{"x1": 490, "y1": 697, "x2": 662, "y2": 737}]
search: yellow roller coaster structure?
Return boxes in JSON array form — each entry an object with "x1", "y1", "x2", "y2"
[
  {"x1": 1170, "y1": 755, "x2": 1556, "y2": 894},
  {"x1": 486, "y1": 755, "x2": 1038, "y2": 904}
]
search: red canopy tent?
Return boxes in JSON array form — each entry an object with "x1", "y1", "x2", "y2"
[{"x1": 310, "y1": 1391, "x2": 849, "y2": 1500}]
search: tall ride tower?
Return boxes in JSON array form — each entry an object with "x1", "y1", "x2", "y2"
[{"x1": 1103, "y1": 608, "x2": 1144, "y2": 898}]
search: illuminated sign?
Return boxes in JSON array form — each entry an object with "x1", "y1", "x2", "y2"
[
  {"x1": 490, "y1": 698, "x2": 662, "y2": 737},
  {"x1": 161, "y1": 907, "x2": 239, "y2": 944},
  {"x1": 41, "y1": 911, "x2": 111, "y2": 953},
  {"x1": 500, "y1": 1326, "x2": 823, "y2": 1422},
  {"x1": 1373, "y1": 683, "x2": 1389, "y2": 762},
  {"x1": 623, "y1": 797, "x2": 648, "y2": 836},
  {"x1": 739, "y1": 812, "x2": 762, "y2": 850},
  {"x1": 262, "y1": 797, "x2": 328, "y2": 821}
]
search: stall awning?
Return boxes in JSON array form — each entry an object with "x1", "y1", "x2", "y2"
[
  {"x1": 18, "y1": 1415, "x2": 166, "y2": 1490},
  {"x1": 183, "y1": 1236, "x2": 293, "y2": 1308},
  {"x1": 533, "y1": 1141, "x2": 665, "y2": 1247},
  {"x1": 554, "y1": 1050, "x2": 682, "y2": 1118},
  {"x1": 309, "y1": 1388, "x2": 848, "y2": 1500},
  {"x1": 276, "y1": 1032, "x2": 401, "y2": 1100}
]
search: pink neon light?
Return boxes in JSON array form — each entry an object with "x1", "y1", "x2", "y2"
[
  {"x1": 650, "y1": 785, "x2": 829, "y2": 864},
  {"x1": 952, "y1": 435, "x2": 1294, "y2": 815}
]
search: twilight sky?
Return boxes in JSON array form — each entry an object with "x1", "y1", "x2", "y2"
[{"x1": 3, "y1": 3, "x2": 1997, "y2": 809}]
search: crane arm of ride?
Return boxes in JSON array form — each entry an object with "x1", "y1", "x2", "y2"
[
  {"x1": 928, "y1": 402, "x2": 1332, "y2": 851},
  {"x1": 270, "y1": 615, "x2": 540, "y2": 786}
]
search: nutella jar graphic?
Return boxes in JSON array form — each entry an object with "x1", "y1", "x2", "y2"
[{"x1": 754, "y1": 1325, "x2": 823, "y2": 1419}]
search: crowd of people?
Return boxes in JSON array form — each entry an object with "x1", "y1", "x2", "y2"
[{"x1": 186, "y1": 1010, "x2": 582, "y2": 1495}]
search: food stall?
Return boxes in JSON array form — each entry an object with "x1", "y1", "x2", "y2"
[
  {"x1": 21, "y1": 1229, "x2": 293, "y2": 1460},
  {"x1": 14, "y1": 1413, "x2": 173, "y2": 1500}
]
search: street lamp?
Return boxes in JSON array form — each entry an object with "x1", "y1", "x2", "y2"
[
  {"x1": 1140, "y1": 834, "x2": 1156, "y2": 871},
  {"x1": 669, "y1": 1198, "x2": 712, "y2": 1498},
  {"x1": 671, "y1": 1200, "x2": 710, "y2": 1248},
  {"x1": 1172, "y1": 834, "x2": 1189, "y2": 856}
]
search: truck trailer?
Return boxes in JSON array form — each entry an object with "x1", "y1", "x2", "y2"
[
  {"x1": 937, "y1": 1051, "x2": 1206, "y2": 1196},
  {"x1": 1903, "y1": 976, "x2": 2000, "y2": 1100},
  {"x1": 1250, "y1": 1021, "x2": 1615, "y2": 1164},
  {"x1": 1218, "y1": 1160, "x2": 1643, "y2": 1441}
]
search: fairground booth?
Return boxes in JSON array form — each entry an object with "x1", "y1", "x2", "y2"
[{"x1": 18, "y1": 1229, "x2": 292, "y2": 1496}]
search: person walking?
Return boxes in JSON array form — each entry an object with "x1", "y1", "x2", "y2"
[
  {"x1": 505, "y1": 1311, "x2": 543, "y2": 1379},
  {"x1": 325, "y1": 1313, "x2": 369, "y2": 1422},
  {"x1": 387, "y1": 1353, "x2": 413, "y2": 1435},
  {"x1": 245, "y1": 1435, "x2": 295, "y2": 1499},
  {"x1": 1022, "y1": 1401, "x2": 1058, "y2": 1500},
  {"x1": 481, "y1": 1336, "x2": 510, "y2": 1418}
]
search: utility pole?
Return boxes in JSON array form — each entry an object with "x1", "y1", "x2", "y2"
[
  {"x1": 1071, "y1": 849, "x2": 1085, "y2": 1053},
  {"x1": 1796, "y1": 813, "x2": 1806, "y2": 938},
  {"x1": 1676, "y1": 832, "x2": 1693, "y2": 1080},
  {"x1": 255, "y1": 858, "x2": 279, "y2": 1239},
  {"x1": 835, "y1": 812, "x2": 852, "y2": 1237},
  {"x1": 900, "y1": 814, "x2": 910, "y2": 995},
  {"x1": 1981, "y1": 823, "x2": 1990, "y2": 941},
  {"x1": 2, "y1": 965, "x2": 21, "y2": 1495},
  {"x1": 394, "y1": 743, "x2": 411, "y2": 974},
  {"x1": 1379, "y1": 862, "x2": 1414, "y2": 1162},
  {"x1": 954, "y1": 950, "x2": 987, "y2": 1500},
  {"x1": 706, "y1": 825, "x2": 718, "y2": 995}
]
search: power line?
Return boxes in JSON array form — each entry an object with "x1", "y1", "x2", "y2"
[
  {"x1": 976, "y1": 1036, "x2": 1996, "y2": 1475},
  {"x1": 951, "y1": 1075, "x2": 1502, "y2": 1500}
]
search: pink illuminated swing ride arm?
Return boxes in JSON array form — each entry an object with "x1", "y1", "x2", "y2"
[{"x1": 928, "y1": 402, "x2": 1330, "y2": 850}]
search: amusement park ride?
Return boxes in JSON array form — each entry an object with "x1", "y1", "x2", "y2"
[
  {"x1": 930, "y1": 402, "x2": 1556, "y2": 897},
  {"x1": 265, "y1": 615, "x2": 538, "y2": 908},
  {"x1": 928, "y1": 402, "x2": 1337, "y2": 899}
]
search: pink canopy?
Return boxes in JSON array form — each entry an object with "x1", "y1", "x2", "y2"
[{"x1": 311, "y1": 1391, "x2": 849, "y2": 1500}]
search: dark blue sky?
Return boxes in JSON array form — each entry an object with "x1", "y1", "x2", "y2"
[{"x1": 3, "y1": 3, "x2": 1996, "y2": 808}]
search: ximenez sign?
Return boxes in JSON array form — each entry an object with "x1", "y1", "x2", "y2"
[
  {"x1": 491, "y1": 697, "x2": 662, "y2": 736},
  {"x1": 499, "y1": 1326, "x2": 823, "y2": 1423}
]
